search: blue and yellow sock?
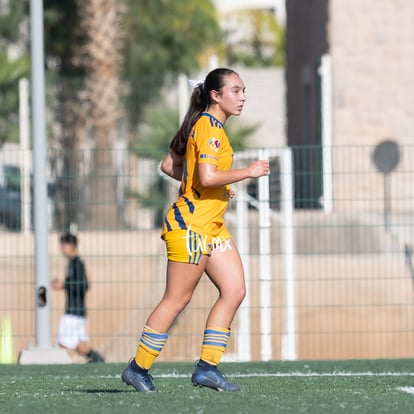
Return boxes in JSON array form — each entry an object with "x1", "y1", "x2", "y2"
[
  {"x1": 200, "y1": 327, "x2": 231, "y2": 366},
  {"x1": 135, "y1": 325, "x2": 168, "y2": 370}
]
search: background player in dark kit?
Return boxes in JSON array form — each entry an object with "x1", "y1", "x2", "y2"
[{"x1": 52, "y1": 232, "x2": 104, "y2": 363}]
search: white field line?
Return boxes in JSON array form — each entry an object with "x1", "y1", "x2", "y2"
[
  {"x1": 48, "y1": 371, "x2": 414, "y2": 380},
  {"x1": 155, "y1": 371, "x2": 414, "y2": 379},
  {"x1": 397, "y1": 387, "x2": 414, "y2": 395}
]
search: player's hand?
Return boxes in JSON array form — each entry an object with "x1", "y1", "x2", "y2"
[
  {"x1": 247, "y1": 160, "x2": 270, "y2": 178},
  {"x1": 229, "y1": 188, "x2": 236, "y2": 199},
  {"x1": 51, "y1": 278, "x2": 63, "y2": 290}
]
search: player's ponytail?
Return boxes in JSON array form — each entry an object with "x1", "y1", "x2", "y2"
[
  {"x1": 169, "y1": 84, "x2": 206, "y2": 156},
  {"x1": 169, "y1": 68, "x2": 238, "y2": 156}
]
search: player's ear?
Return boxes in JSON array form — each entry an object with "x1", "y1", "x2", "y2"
[{"x1": 210, "y1": 89, "x2": 221, "y2": 104}]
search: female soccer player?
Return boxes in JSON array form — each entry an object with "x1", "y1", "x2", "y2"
[{"x1": 122, "y1": 68, "x2": 269, "y2": 392}]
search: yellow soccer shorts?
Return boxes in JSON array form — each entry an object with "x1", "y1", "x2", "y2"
[{"x1": 162, "y1": 226, "x2": 232, "y2": 264}]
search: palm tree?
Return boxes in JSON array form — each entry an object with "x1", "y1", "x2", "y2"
[
  {"x1": 75, "y1": 0, "x2": 125, "y2": 229},
  {"x1": 223, "y1": 8, "x2": 285, "y2": 67}
]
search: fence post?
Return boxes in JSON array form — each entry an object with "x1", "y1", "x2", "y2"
[
  {"x1": 30, "y1": 0, "x2": 50, "y2": 350},
  {"x1": 236, "y1": 182, "x2": 251, "y2": 361},
  {"x1": 280, "y1": 147, "x2": 297, "y2": 360},
  {"x1": 19, "y1": 78, "x2": 31, "y2": 233},
  {"x1": 19, "y1": 0, "x2": 69, "y2": 364},
  {"x1": 319, "y1": 54, "x2": 333, "y2": 213},
  {"x1": 258, "y1": 148, "x2": 272, "y2": 361}
]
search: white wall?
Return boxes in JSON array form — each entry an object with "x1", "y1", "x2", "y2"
[{"x1": 235, "y1": 67, "x2": 286, "y2": 148}]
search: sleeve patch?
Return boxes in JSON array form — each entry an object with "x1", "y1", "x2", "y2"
[{"x1": 208, "y1": 138, "x2": 221, "y2": 152}]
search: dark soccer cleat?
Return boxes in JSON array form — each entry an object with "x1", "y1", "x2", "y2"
[
  {"x1": 86, "y1": 349, "x2": 105, "y2": 363},
  {"x1": 191, "y1": 360, "x2": 240, "y2": 392},
  {"x1": 121, "y1": 359, "x2": 157, "y2": 393}
]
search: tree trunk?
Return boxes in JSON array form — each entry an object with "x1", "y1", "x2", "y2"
[
  {"x1": 55, "y1": 80, "x2": 84, "y2": 231},
  {"x1": 76, "y1": 0, "x2": 125, "y2": 229}
]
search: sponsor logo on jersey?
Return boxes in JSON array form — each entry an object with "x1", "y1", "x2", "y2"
[{"x1": 200, "y1": 154, "x2": 218, "y2": 161}]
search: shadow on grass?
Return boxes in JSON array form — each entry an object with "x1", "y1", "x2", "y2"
[{"x1": 79, "y1": 389, "x2": 128, "y2": 394}]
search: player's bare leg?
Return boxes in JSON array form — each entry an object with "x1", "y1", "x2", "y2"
[
  {"x1": 191, "y1": 239, "x2": 244, "y2": 391},
  {"x1": 204, "y1": 239, "x2": 246, "y2": 328},
  {"x1": 146, "y1": 256, "x2": 209, "y2": 332},
  {"x1": 76, "y1": 341, "x2": 105, "y2": 363},
  {"x1": 122, "y1": 256, "x2": 208, "y2": 392}
]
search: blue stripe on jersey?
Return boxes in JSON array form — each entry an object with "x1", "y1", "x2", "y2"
[
  {"x1": 187, "y1": 231, "x2": 193, "y2": 263},
  {"x1": 193, "y1": 231, "x2": 198, "y2": 253},
  {"x1": 188, "y1": 230, "x2": 196, "y2": 263},
  {"x1": 186, "y1": 229, "x2": 203, "y2": 264},
  {"x1": 182, "y1": 196, "x2": 194, "y2": 214},
  {"x1": 201, "y1": 112, "x2": 224, "y2": 129},
  {"x1": 196, "y1": 245, "x2": 203, "y2": 263},
  {"x1": 164, "y1": 217, "x2": 172, "y2": 231},
  {"x1": 193, "y1": 231, "x2": 197, "y2": 262},
  {"x1": 191, "y1": 186, "x2": 201, "y2": 198},
  {"x1": 182, "y1": 158, "x2": 188, "y2": 186},
  {"x1": 173, "y1": 203, "x2": 187, "y2": 229}
]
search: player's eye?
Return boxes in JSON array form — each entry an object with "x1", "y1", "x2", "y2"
[{"x1": 231, "y1": 87, "x2": 245, "y2": 95}]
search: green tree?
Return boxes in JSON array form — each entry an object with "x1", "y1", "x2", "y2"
[
  {"x1": 73, "y1": 0, "x2": 125, "y2": 229},
  {"x1": 40, "y1": 0, "x2": 223, "y2": 230},
  {"x1": 122, "y1": 0, "x2": 223, "y2": 128},
  {"x1": 224, "y1": 8, "x2": 285, "y2": 68},
  {"x1": 43, "y1": 0, "x2": 85, "y2": 76},
  {"x1": 123, "y1": 0, "x2": 221, "y2": 76},
  {"x1": 0, "y1": 1, "x2": 30, "y2": 146},
  {"x1": 43, "y1": 0, "x2": 87, "y2": 229},
  {"x1": 0, "y1": 52, "x2": 30, "y2": 146}
]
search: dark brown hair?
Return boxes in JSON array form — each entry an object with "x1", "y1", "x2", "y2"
[
  {"x1": 169, "y1": 68, "x2": 238, "y2": 156},
  {"x1": 60, "y1": 232, "x2": 78, "y2": 247}
]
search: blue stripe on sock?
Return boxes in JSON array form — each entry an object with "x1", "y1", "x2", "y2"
[
  {"x1": 202, "y1": 329, "x2": 230, "y2": 348},
  {"x1": 140, "y1": 330, "x2": 168, "y2": 352},
  {"x1": 204, "y1": 329, "x2": 230, "y2": 337},
  {"x1": 202, "y1": 341, "x2": 228, "y2": 347}
]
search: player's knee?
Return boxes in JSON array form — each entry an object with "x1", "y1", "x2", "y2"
[
  {"x1": 236, "y1": 285, "x2": 247, "y2": 304},
  {"x1": 222, "y1": 284, "x2": 246, "y2": 306},
  {"x1": 176, "y1": 298, "x2": 191, "y2": 313},
  {"x1": 166, "y1": 293, "x2": 193, "y2": 315}
]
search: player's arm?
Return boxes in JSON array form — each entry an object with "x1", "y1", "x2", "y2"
[
  {"x1": 198, "y1": 160, "x2": 269, "y2": 187},
  {"x1": 160, "y1": 150, "x2": 183, "y2": 181},
  {"x1": 80, "y1": 263, "x2": 89, "y2": 292},
  {"x1": 51, "y1": 278, "x2": 64, "y2": 290},
  {"x1": 78, "y1": 262, "x2": 89, "y2": 293}
]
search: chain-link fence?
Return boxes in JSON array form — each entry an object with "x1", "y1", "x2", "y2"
[{"x1": 1, "y1": 143, "x2": 414, "y2": 363}]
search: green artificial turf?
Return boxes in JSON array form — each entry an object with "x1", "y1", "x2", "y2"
[{"x1": 1, "y1": 359, "x2": 414, "y2": 413}]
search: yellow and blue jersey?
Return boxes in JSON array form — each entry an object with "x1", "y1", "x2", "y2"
[{"x1": 162, "y1": 112, "x2": 233, "y2": 241}]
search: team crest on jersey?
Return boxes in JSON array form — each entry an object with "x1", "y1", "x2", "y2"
[{"x1": 208, "y1": 138, "x2": 221, "y2": 152}]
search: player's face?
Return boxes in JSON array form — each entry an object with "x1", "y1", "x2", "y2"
[
  {"x1": 215, "y1": 74, "x2": 247, "y2": 120},
  {"x1": 60, "y1": 242, "x2": 76, "y2": 258}
]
